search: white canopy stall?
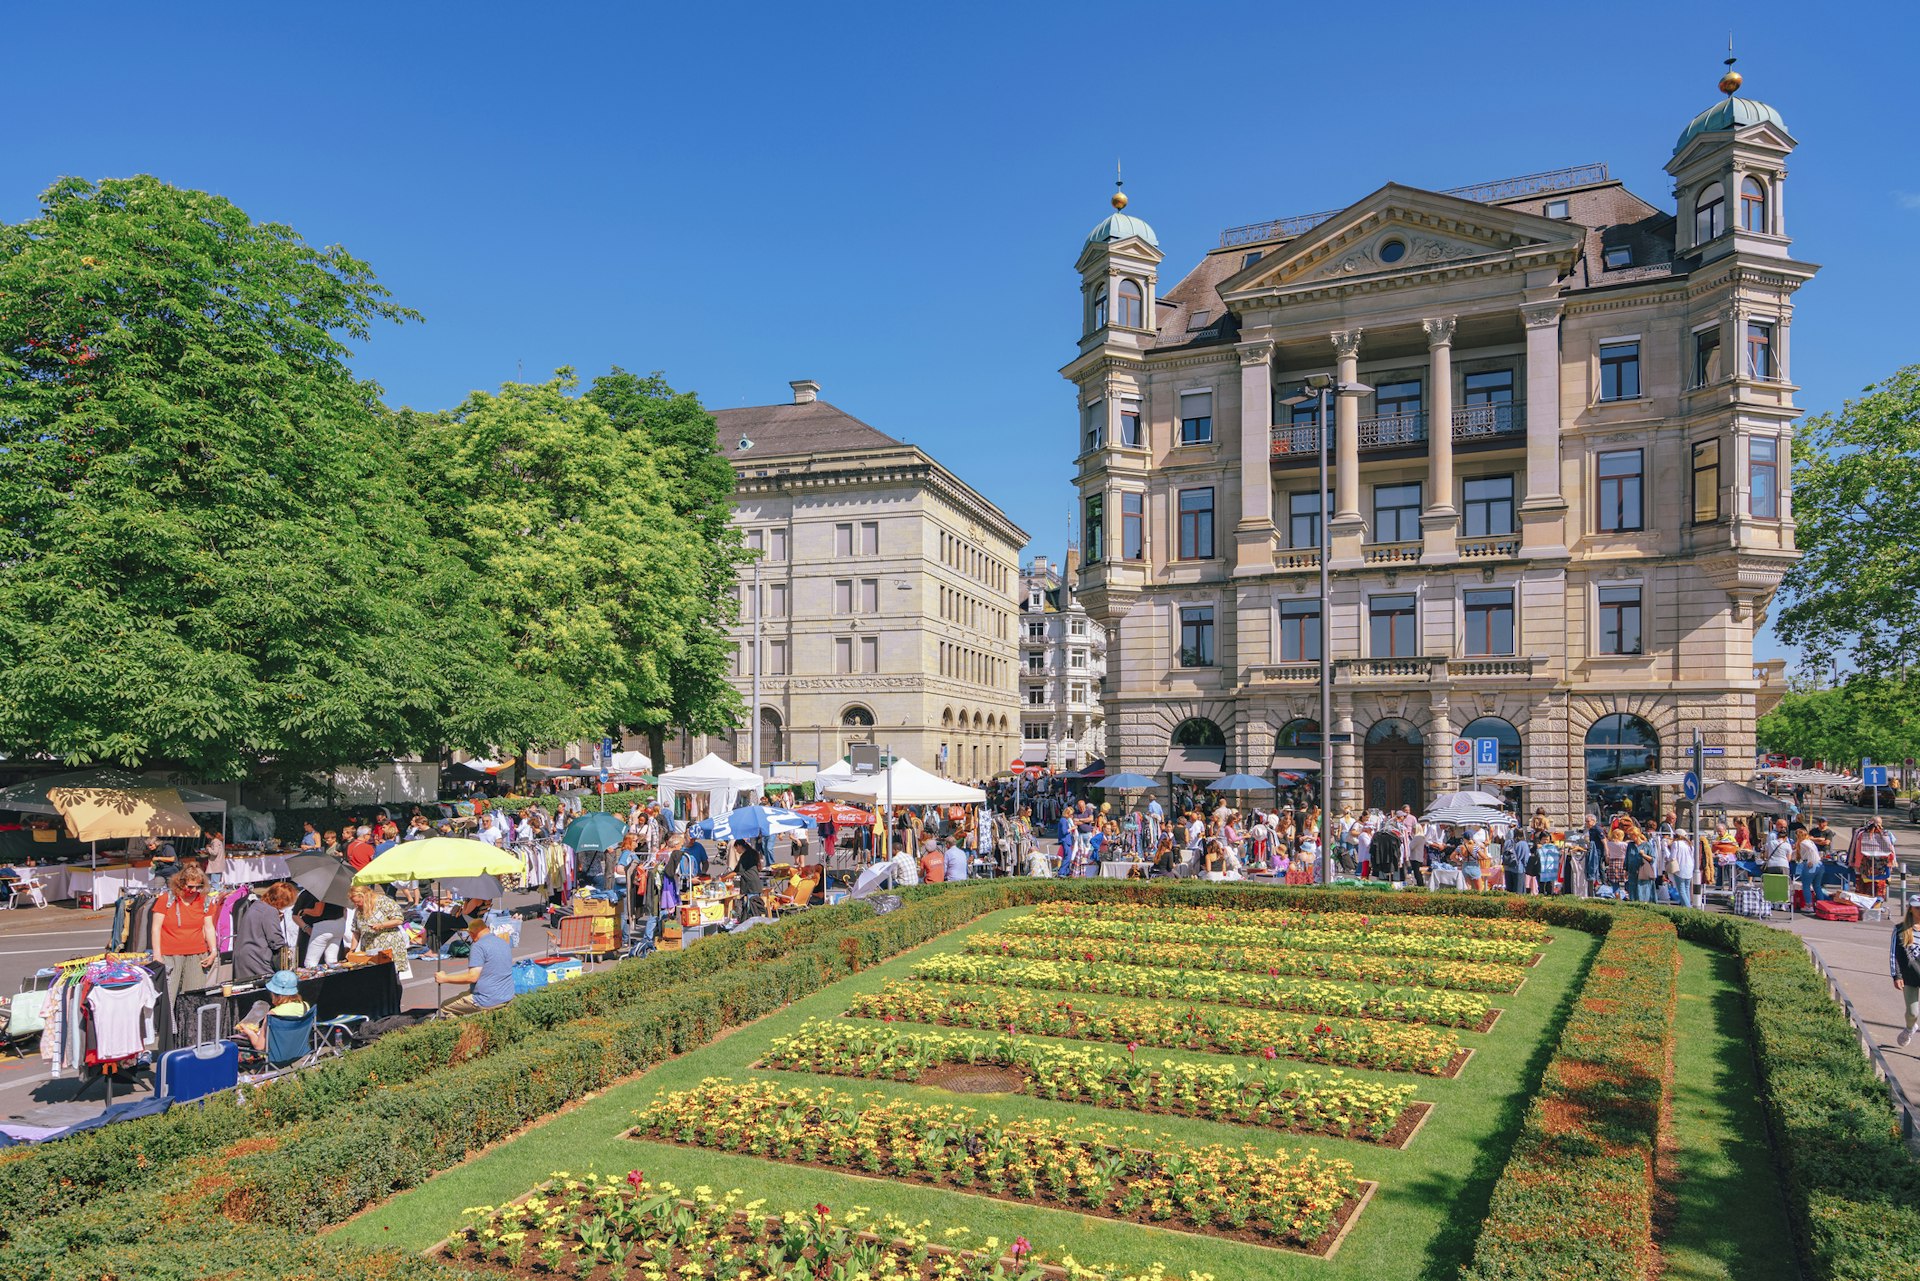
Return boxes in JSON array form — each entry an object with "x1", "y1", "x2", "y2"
[
  {"x1": 655, "y1": 753, "x2": 764, "y2": 818},
  {"x1": 824, "y1": 759, "x2": 986, "y2": 805}
]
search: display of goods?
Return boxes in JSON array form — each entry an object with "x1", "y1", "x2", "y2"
[
  {"x1": 631, "y1": 1078, "x2": 1365, "y2": 1252},
  {"x1": 964, "y1": 930, "x2": 1526, "y2": 994},
  {"x1": 1001, "y1": 913, "x2": 1543, "y2": 966},
  {"x1": 849, "y1": 981, "x2": 1465, "y2": 1076},
  {"x1": 760, "y1": 1018, "x2": 1425, "y2": 1144},
  {"x1": 1031, "y1": 901, "x2": 1549, "y2": 942},
  {"x1": 448, "y1": 1170, "x2": 1213, "y2": 1280},
  {"x1": 911, "y1": 952, "x2": 1496, "y2": 1029}
]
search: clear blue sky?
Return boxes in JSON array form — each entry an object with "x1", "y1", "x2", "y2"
[{"x1": 9, "y1": 0, "x2": 1914, "y2": 667}]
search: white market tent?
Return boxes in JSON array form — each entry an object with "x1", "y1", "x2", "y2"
[
  {"x1": 812, "y1": 759, "x2": 858, "y2": 788},
  {"x1": 656, "y1": 753, "x2": 764, "y2": 815},
  {"x1": 824, "y1": 758, "x2": 986, "y2": 805},
  {"x1": 609, "y1": 750, "x2": 651, "y2": 772}
]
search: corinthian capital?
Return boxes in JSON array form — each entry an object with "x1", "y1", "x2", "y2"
[
  {"x1": 1329, "y1": 329, "x2": 1363, "y2": 360},
  {"x1": 1423, "y1": 316, "x2": 1457, "y2": 347},
  {"x1": 1520, "y1": 301, "x2": 1564, "y2": 330},
  {"x1": 1237, "y1": 339, "x2": 1275, "y2": 367}
]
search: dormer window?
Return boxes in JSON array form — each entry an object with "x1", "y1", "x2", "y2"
[
  {"x1": 1185, "y1": 308, "x2": 1212, "y2": 332},
  {"x1": 1694, "y1": 182, "x2": 1726, "y2": 243},
  {"x1": 1116, "y1": 279, "x2": 1143, "y2": 328},
  {"x1": 1091, "y1": 287, "x2": 1108, "y2": 330},
  {"x1": 1241, "y1": 251, "x2": 1262, "y2": 269},
  {"x1": 1604, "y1": 245, "x2": 1632, "y2": 270},
  {"x1": 1544, "y1": 198, "x2": 1570, "y2": 219},
  {"x1": 1740, "y1": 177, "x2": 1768, "y2": 232}
]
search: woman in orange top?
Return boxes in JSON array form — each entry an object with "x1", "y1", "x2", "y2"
[{"x1": 151, "y1": 866, "x2": 218, "y2": 1005}]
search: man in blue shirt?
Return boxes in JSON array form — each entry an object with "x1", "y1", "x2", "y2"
[
  {"x1": 438, "y1": 917, "x2": 516, "y2": 1015},
  {"x1": 943, "y1": 838, "x2": 969, "y2": 882}
]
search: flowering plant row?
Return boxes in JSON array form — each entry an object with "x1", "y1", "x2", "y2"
[
  {"x1": 1031, "y1": 901, "x2": 1547, "y2": 942},
  {"x1": 761, "y1": 1018, "x2": 1423, "y2": 1143},
  {"x1": 849, "y1": 981, "x2": 1464, "y2": 1076},
  {"x1": 911, "y1": 952, "x2": 1495, "y2": 1029},
  {"x1": 631, "y1": 1078, "x2": 1363, "y2": 1251},
  {"x1": 964, "y1": 930, "x2": 1526, "y2": 994},
  {"x1": 1003, "y1": 913, "x2": 1542, "y2": 966},
  {"x1": 450, "y1": 1169, "x2": 1204, "y2": 1280}
]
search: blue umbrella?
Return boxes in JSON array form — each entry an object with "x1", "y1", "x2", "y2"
[
  {"x1": 1100, "y1": 772, "x2": 1158, "y2": 790},
  {"x1": 563, "y1": 812, "x2": 627, "y2": 853},
  {"x1": 692, "y1": 805, "x2": 818, "y2": 842},
  {"x1": 1208, "y1": 774, "x2": 1277, "y2": 791}
]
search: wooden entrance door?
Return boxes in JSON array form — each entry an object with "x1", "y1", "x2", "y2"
[{"x1": 1364, "y1": 720, "x2": 1425, "y2": 812}]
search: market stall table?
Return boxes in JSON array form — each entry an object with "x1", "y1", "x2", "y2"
[
  {"x1": 1099, "y1": 861, "x2": 1146, "y2": 879},
  {"x1": 43, "y1": 863, "x2": 156, "y2": 904},
  {"x1": 208, "y1": 853, "x2": 291, "y2": 887},
  {"x1": 172, "y1": 957, "x2": 402, "y2": 1047}
]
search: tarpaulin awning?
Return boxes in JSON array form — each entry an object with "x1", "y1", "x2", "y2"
[
  {"x1": 1699, "y1": 781, "x2": 1794, "y2": 814},
  {"x1": 1162, "y1": 747, "x2": 1225, "y2": 779},
  {"x1": 0, "y1": 768, "x2": 228, "y2": 817},
  {"x1": 1270, "y1": 754, "x2": 1322, "y2": 773},
  {"x1": 48, "y1": 786, "x2": 203, "y2": 842}
]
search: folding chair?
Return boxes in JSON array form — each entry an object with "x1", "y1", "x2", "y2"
[
  {"x1": 553, "y1": 914, "x2": 606, "y2": 962},
  {"x1": 1762, "y1": 872, "x2": 1793, "y2": 917},
  {"x1": 6, "y1": 873, "x2": 47, "y2": 911}
]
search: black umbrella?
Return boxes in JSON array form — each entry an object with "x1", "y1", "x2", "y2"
[{"x1": 285, "y1": 852, "x2": 354, "y2": 905}]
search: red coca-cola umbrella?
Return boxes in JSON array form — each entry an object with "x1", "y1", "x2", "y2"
[{"x1": 795, "y1": 801, "x2": 875, "y2": 827}]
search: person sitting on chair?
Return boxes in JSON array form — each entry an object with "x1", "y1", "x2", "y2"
[
  {"x1": 437, "y1": 917, "x2": 515, "y2": 1016},
  {"x1": 233, "y1": 970, "x2": 310, "y2": 1053}
]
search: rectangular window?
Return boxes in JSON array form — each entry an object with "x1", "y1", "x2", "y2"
[
  {"x1": 859, "y1": 522, "x2": 879, "y2": 556},
  {"x1": 1024, "y1": 722, "x2": 1048, "y2": 740},
  {"x1": 769, "y1": 528, "x2": 788, "y2": 561},
  {"x1": 834, "y1": 523, "x2": 853, "y2": 557},
  {"x1": 1026, "y1": 652, "x2": 1044, "y2": 673},
  {"x1": 1185, "y1": 308, "x2": 1211, "y2": 332},
  {"x1": 1083, "y1": 399, "x2": 1104, "y2": 452},
  {"x1": 859, "y1": 578, "x2": 879, "y2": 613},
  {"x1": 1241, "y1": 251, "x2": 1262, "y2": 269},
  {"x1": 1693, "y1": 326, "x2": 1722, "y2": 387},
  {"x1": 1027, "y1": 687, "x2": 1046, "y2": 705},
  {"x1": 1119, "y1": 399, "x2": 1142, "y2": 448},
  {"x1": 1178, "y1": 606, "x2": 1215, "y2": 667},
  {"x1": 1177, "y1": 487, "x2": 1215, "y2": 559},
  {"x1": 766, "y1": 583, "x2": 788, "y2": 617},
  {"x1": 1545, "y1": 198, "x2": 1570, "y2": 219},
  {"x1": 1069, "y1": 619, "x2": 1086, "y2": 636},
  {"x1": 1121, "y1": 491, "x2": 1144, "y2": 560},
  {"x1": 1084, "y1": 494, "x2": 1104, "y2": 565},
  {"x1": 1462, "y1": 475, "x2": 1516, "y2": 537},
  {"x1": 1069, "y1": 649, "x2": 1086, "y2": 669},
  {"x1": 1604, "y1": 245, "x2": 1632, "y2": 269},
  {"x1": 1750, "y1": 437, "x2": 1779, "y2": 519},
  {"x1": 1178, "y1": 390, "x2": 1213, "y2": 445},
  {"x1": 833, "y1": 579, "x2": 853, "y2": 614},
  {"x1": 1746, "y1": 321, "x2": 1776, "y2": 380},
  {"x1": 1464, "y1": 369, "x2": 1514, "y2": 404},
  {"x1": 1692, "y1": 438, "x2": 1721, "y2": 523},
  {"x1": 1369, "y1": 594, "x2": 1418, "y2": 658},
  {"x1": 1375, "y1": 379, "x2": 1422, "y2": 421},
  {"x1": 1598, "y1": 585, "x2": 1643, "y2": 655},
  {"x1": 1373, "y1": 482, "x2": 1423, "y2": 543},
  {"x1": 767, "y1": 640, "x2": 788, "y2": 675},
  {"x1": 1599, "y1": 341, "x2": 1641, "y2": 401},
  {"x1": 1070, "y1": 682, "x2": 1088, "y2": 703},
  {"x1": 833, "y1": 637, "x2": 853, "y2": 674},
  {"x1": 745, "y1": 528, "x2": 763, "y2": 554},
  {"x1": 1462, "y1": 588, "x2": 1515, "y2": 656},
  {"x1": 1289, "y1": 490, "x2": 1323, "y2": 550},
  {"x1": 1026, "y1": 621, "x2": 1044, "y2": 639},
  {"x1": 1597, "y1": 449, "x2": 1644, "y2": 532},
  {"x1": 1279, "y1": 599, "x2": 1321, "y2": 662},
  {"x1": 860, "y1": 636, "x2": 878, "y2": 674}
]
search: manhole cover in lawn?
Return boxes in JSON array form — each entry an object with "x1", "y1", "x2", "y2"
[{"x1": 918, "y1": 1064, "x2": 1025, "y2": 1094}]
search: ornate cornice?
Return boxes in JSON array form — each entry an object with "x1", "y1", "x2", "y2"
[
  {"x1": 1236, "y1": 339, "x2": 1274, "y2": 367},
  {"x1": 1521, "y1": 300, "x2": 1564, "y2": 329}
]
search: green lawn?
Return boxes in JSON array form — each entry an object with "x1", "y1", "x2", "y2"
[
  {"x1": 1659, "y1": 941, "x2": 1804, "y2": 1281},
  {"x1": 337, "y1": 903, "x2": 1598, "y2": 1281}
]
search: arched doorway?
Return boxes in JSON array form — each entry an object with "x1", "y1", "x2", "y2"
[
  {"x1": 760, "y1": 708, "x2": 785, "y2": 763},
  {"x1": 1461, "y1": 715, "x2": 1521, "y2": 808},
  {"x1": 1167, "y1": 718, "x2": 1227, "y2": 806},
  {"x1": 1585, "y1": 713, "x2": 1659, "y2": 821},
  {"x1": 1364, "y1": 718, "x2": 1424, "y2": 812}
]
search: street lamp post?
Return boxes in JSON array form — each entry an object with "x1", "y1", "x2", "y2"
[
  {"x1": 750, "y1": 554, "x2": 762, "y2": 780},
  {"x1": 1282, "y1": 372, "x2": 1372, "y2": 885}
]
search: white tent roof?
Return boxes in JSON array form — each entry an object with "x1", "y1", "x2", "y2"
[
  {"x1": 609, "y1": 750, "x2": 651, "y2": 771},
  {"x1": 1426, "y1": 790, "x2": 1505, "y2": 811},
  {"x1": 812, "y1": 759, "x2": 858, "y2": 786},
  {"x1": 824, "y1": 758, "x2": 986, "y2": 805},
  {"x1": 656, "y1": 752, "x2": 764, "y2": 812}
]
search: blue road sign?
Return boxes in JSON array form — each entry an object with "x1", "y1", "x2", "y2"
[
  {"x1": 1475, "y1": 737, "x2": 1499, "y2": 767},
  {"x1": 1701, "y1": 747, "x2": 1725, "y2": 757},
  {"x1": 1864, "y1": 765, "x2": 1889, "y2": 788},
  {"x1": 1682, "y1": 771, "x2": 1700, "y2": 800}
]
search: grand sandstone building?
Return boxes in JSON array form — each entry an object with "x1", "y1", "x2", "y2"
[
  {"x1": 1066, "y1": 73, "x2": 1812, "y2": 822},
  {"x1": 712, "y1": 382, "x2": 1025, "y2": 781}
]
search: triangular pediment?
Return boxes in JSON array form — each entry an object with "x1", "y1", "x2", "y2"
[
  {"x1": 1218, "y1": 184, "x2": 1586, "y2": 298},
  {"x1": 1669, "y1": 119, "x2": 1797, "y2": 173}
]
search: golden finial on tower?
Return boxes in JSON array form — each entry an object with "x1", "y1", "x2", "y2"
[
  {"x1": 1719, "y1": 34, "x2": 1742, "y2": 96},
  {"x1": 1112, "y1": 161, "x2": 1128, "y2": 212}
]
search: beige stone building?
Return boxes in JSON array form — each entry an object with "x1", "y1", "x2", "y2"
[
  {"x1": 710, "y1": 382, "x2": 1026, "y2": 781},
  {"x1": 1066, "y1": 76, "x2": 1812, "y2": 823}
]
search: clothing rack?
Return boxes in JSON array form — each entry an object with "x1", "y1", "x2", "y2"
[{"x1": 55, "y1": 950, "x2": 149, "y2": 972}]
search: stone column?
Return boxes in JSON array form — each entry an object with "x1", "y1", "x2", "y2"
[
  {"x1": 1329, "y1": 329, "x2": 1366, "y2": 566},
  {"x1": 1518, "y1": 301, "x2": 1568, "y2": 557},
  {"x1": 1234, "y1": 339, "x2": 1277, "y2": 575},
  {"x1": 1422, "y1": 316, "x2": 1459, "y2": 562},
  {"x1": 1426, "y1": 697, "x2": 1454, "y2": 808}
]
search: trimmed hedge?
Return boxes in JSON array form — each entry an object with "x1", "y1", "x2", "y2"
[{"x1": 1462, "y1": 912, "x2": 1678, "y2": 1280}]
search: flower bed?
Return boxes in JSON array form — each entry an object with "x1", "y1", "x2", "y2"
[
  {"x1": 1461, "y1": 913, "x2": 1678, "y2": 1281},
  {"x1": 1000, "y1": 913, "x2": 1543, "y2": 966},
  {"x1": 911, "y1": 952, "x2": 1498, "y2": 1029},
  {"x1": 759, "y1": 1018, "x2": 1427, "y2": 1145},
  {"x1": 1032, "y1": 900, "x2": 1548, "y2": 942},
  {"x1": 629, "y1": 1078, "x2": 1368, "y2": 1255},
  {"x1": 849, "y1": 980, "x2": 1467, "y2": 1076},
  {"x1": 965, "y1": 930, "x2": 1527, "y2": 993},
  {"x1": 443, "y1": 1171, "x2": 1191, "y2": 1280}
]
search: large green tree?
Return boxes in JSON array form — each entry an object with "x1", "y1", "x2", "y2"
[
  {"x1": 1775, "y1": 363, "x2": 1920, "y2": 674},
  {"x1": 584, "y1": 368, "x2": 744, "y2": 765},
  {"x1": 1757, "y1": 675, "x2": 1920, "y2": 775},
  {"x1": 0, "y1": 176, "x2": 531, "y2": 778},
  {"x1": 402, "y1": 373, "x2": 716, "y2": 760}
]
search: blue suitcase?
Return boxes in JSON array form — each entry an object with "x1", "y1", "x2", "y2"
[{"x1": 158, "y1": 1040, "x2": 240, "y2": 1102}]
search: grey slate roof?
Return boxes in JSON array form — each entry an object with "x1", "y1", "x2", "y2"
[{"x1": 712, "y1": 400, "x2": 903, "y2": 460}]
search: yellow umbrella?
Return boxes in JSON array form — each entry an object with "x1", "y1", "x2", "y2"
[
  {"x1": 351, "y1": 837, "x2": 524, "y2": 885},
  {"x1": 49, "y1": 786, "x2": 202, "y2": 842}
]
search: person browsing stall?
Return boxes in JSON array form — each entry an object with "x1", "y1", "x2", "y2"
[
  {"x1": 151, "y1": 866, "x2": 218, "y2": 1003},
  {"x1": 230, "y1": 882, "x2": 298, "y2": 985},
  {"x1": 1892, "y1": 894, "x2": 1920, "y2": 1048},
  {"x1": 437, "y1": 917, "x2": 515, "y2": 1016}
]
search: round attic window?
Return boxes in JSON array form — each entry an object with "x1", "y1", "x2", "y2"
[{"x1": 1379, "y1": 238, "x2": 1407, "y2": 264}]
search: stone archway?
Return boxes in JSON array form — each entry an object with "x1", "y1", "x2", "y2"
[{"x1": 1363, "y1": 718, "x2": 1425, "y2": 813}]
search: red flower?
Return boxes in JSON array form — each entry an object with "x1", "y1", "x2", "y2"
[
  {"x1": 814, "y1": 1203, "x2": 830, "y2": 1219},
  {"x1": 1261, "y1": 1046, "x2": 1277, "y2": 1060},
  {"x1": 627, "y1": 1169, "x2": 644, "y2": 1187},
  {"x1": 1126, "y1": 1041, "x2": 1140, "y2": 1053},
  {"x1": 1083, "y1": 952, "x2": 1096, "y2": 962},
  {"x1": 882, "y1": 1015, "x2": 896, "y2": 1023},
  {"x1": 1013, "y1": 1236, "x2": 1031, "y2": 1260},
  {"x1": 1267, "y1": 967, "x2": 1278, "y2": 977},
  {"x1": 1313, "y1": 1022, "x2": 1331, "y2": 1036}
]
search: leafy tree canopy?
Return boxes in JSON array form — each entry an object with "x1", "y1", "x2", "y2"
[
  {"x1": 0, "y1": 176, "x2": 535, "y2": 778},
  {"x1": 1756, "y1": 675, "x2": 1920, "y2": 774}
]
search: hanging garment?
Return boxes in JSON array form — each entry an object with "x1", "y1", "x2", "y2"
[{"x1": 86, "y1": 975, "x2": 156, "y2": 1060}]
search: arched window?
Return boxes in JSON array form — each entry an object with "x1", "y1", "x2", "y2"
[
  {"x1": 759, "y1": 708, "x2": 785, "y2": 762},
  {"x1": 1091, "y1": 287, "x2": 1108, "y2": 331},
  {"x1": 1276, "y1": 718, "x2": 1320, "y2": 750},
  {"x1": 1171, "y1": 718, "x2": 1225, "y2": 748},
  {"x1": 1694, "y1": 182, "x2": 1725, "y2": 243},
  {"x1": 941, "y1": 707, "x2": 954, "y2": 728},
  {"x1": 841, "y1": 705, "x2": 874, "y2": 728},
  {"x1": 1739, "y1": 177, "x2": 1768, "y2": 233},
  {"x1": 1460, "y1": 716, "x2": 1522, "y2": 773},
  {"x1": 1116, "y1": 279, "x2": 1143, "y2": 329},
  {"x1": 1584, "y1": 712, "x2": 1660, "y2": 819},
  {"x1": 1365, "y1": 718, "x2": 1423, "y2": 747}
]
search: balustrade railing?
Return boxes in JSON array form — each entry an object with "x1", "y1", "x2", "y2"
[
  {"x1": 1269, "y1": 423, "x2": 1321, "y2": 457},
  {"x1": 1451, "y1": 401, "x2": 1526, "y2": 440},
  {"x1": 1457, "y1": 534, "x2": 1521, "y2": 559},
  {"x1": 1359, "y1": 412, "x2": 1426, "y2": 450},
  {"x1": 1362, "y1": 541, "x2": 1422, "y2": 564}
]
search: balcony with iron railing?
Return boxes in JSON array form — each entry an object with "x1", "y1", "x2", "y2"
[{"x1": 1272, "y1": 402, "x2": 1526, "y2": 461}]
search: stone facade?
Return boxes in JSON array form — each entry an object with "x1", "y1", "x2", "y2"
[
  {"x1": 1018, "y1": 553, "x2": 1108, "y2": 771},
  {"x1": 709, "y1": 383, "x2": 1026, "y2": 781},
  {"x1": 1066, "y1": 87, "x2": 1812, "y2": 823}
]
